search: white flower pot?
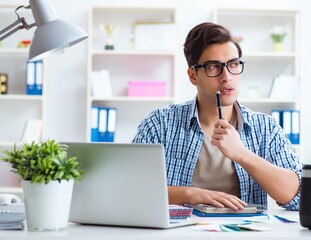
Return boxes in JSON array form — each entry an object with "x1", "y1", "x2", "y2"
[{"x1": 22, "y1": 180, "x2": 74, "y2": 231}]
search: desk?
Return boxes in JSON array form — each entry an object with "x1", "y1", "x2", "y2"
[{"x1": 0, "y1": 210, "x2": 310, "y2": 240}]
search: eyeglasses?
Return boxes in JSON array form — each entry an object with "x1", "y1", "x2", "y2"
[{"x1": 191, "y1": 59, "x2": 245, "y2": 78}]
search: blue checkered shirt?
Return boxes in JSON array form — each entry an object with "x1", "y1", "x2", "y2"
[{"x1": 132, "y1": 98, "x2": 302, "y2": 210}]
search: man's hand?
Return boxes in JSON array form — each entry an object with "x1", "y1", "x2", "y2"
[
  {"x1": 168, "y1": 186, "x2": 247, "y2": 210},
  {"x1": 211, "y1": 119, "x2": 247, "y2": 163}
]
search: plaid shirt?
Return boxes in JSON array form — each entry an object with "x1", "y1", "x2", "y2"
[{"x1": 132, "y1": 98, "x2": 302, "y2": 210}]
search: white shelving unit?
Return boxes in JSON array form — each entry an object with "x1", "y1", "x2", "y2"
[
  {"x1": 87, "y1": 6, "x2": 177, "y2": 143},
  {"x1": 0, "y1": 4, "x2": 46, "y2": 145},
  {"x1": 214, "y1": 8, "x2": 301, "y2": 154}
]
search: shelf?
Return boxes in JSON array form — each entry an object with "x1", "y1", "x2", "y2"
[
  {"x1": 87, "y1": 6, "x2": 177, "y2": 142},
  {"x1": 0, "y1": 187, "x2": 22, "y2": 194},
  {"x1": 90, "y1": 96, "x2": 174, "y2": 102},
  {"x1": 243, "y1": 52, "x2": 299, "y2": 58},
  {"x1": 215, "y1": 7, "x2": 301, "y2": 155},
  {"x1": 0, "y1": 48, "x2": 29, "y2": 54},
  {"x1": 0, "y1": 94, "x2": 43, "y2": 101},
  {"x1": 0, "y1": 4, "x2": 46, "y2": 150},
  {"x1": 238, "y1": 98, "x2": 300, "y2": 104},
  {"x1": 92, "y1": 50, "x2": 177, "y2": 56}
]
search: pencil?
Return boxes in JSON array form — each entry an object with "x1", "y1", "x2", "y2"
[{"x1": 216, "y1": 91, "x2": 222, "y2": 119}]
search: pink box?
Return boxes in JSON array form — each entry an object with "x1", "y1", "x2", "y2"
[{"x1": 127, "y1": 81, "x2": 166, "y2": 97}]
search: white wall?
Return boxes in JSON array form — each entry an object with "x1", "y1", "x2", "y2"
[{"x1": 1, "y1": 0, "x2": 311, "y2": 162}]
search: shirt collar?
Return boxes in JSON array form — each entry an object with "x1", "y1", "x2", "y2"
[
  {"x1": 234, "y1": 101, "x2": 252, "y2": 133},
  {"x1": 188, "y1": 97, "x2": 252, "y2": 132},
  {"x1": 189, "y1": 96, "x2": 199, "y2": 128}
]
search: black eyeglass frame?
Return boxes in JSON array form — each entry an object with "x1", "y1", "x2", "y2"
[{"x1": 191, "y1": 59, "x2": 245, "y2": 78}]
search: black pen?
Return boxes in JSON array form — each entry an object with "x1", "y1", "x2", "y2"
[{"x1": 216, "y1": 91, "x2": 222, "y2": 119}]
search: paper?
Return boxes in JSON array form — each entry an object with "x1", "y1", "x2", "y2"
[
  {"x1": 273, "y1": 214, "x2": 299, "y2": 223},
  {"x1": 194, "y1": 221, "x2": 272, "y2": 232}
]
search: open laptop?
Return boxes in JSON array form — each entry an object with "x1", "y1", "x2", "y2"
[{"x1": 64, "y1": 142, "x2": 193, "y2": 229}]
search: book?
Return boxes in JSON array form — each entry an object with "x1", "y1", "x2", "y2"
[
  {"x1": 269, "y1": 75, "x2": 299, "y2": 100},
  {"x1": 190, "y1": 203, "x2": 264, "y2": 214}
]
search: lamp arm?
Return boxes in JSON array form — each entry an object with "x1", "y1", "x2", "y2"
[
  {"x1": 0, "y1": 5, "x2": 37, "y2": 42},
  {"x1": 0, "y1": 19, "x2": 23, "y2": 41}
]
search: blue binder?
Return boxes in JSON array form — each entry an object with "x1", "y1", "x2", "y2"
[
  {"x1": 271, "y1": 109, "x2": 282, "y2": 126},
  {"x1": 290, "y1": 110, "x2": 300, "y2": 145},
  {"x1": 271, "y1": 109, "x2": 300, "y2": 145},
  {"x1": 106, "y1": 108, "x2": 117, "y2": 142},
  {"x1": 90, "y1": 107, "x2": 99, "y2": 142},
  {"x1": 98, "y1": 108, "x2": 108, "y2": 142},
  {"x1": 98, "y1": 107, "x2": 117, "y2": 142},
  {"x1": 26, "y1": 60, "x2": 43, "y2": 95},
  {"x1": 282, "y1": 110, "x2": 292, "y2": 141}
]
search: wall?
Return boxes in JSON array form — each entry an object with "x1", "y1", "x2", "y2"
[{"x1": 1, "y1": 0, "x2": 311, "y2": 162}]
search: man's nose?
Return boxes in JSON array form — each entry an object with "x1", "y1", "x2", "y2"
[{"x1": 219, "y1": 66, "x2": 231, "y2": 82}]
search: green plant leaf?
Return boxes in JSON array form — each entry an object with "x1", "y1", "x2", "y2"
[{"x1": 0, "y1": 139, "x2": 83, "y2": 184}]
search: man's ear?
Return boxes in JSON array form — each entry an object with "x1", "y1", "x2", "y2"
[{"x1": 187, "y1": 67, "x2": 198, "y2": 86}]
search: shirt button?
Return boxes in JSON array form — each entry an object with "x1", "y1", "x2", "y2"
[{"x1": 244, "y1": 192, "x2": 247, "y2": 196}]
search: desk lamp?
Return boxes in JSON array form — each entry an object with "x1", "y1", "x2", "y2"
[{"x1": 0, "y1": 0, "x2": 88, "y2": 61}]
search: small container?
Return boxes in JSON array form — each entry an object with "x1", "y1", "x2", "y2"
[
  {"x1": 127, "y1": 81, "x2": 166, "y2": 97},
  {"x1": 299, "y1": 164, "x2": 311, "y2": 229}
]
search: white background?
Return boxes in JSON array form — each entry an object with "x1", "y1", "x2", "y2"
[{"x1": 1, "y1": 0, "x2": 311, "y2": 162}]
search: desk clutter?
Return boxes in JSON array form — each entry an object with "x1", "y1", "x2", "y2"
[
  {"x1": 169, "y1": 205, "x2": 192, "y2": 219},
  {"x1": 0, "y1": 212, "x2": 25, "y2": 230},
  {"x1": 193, "y1": 213, "x2": 298, "y2": 232},
  {"x1": 0, "y1": 202, "x2": 26, "y2": 230}
]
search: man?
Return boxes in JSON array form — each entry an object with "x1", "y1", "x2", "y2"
[{"x1": 132, "y1": 22, "x2": 302, "y2": 211}]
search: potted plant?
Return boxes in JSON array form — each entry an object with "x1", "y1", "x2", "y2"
[
  {"x1": 270, "y1": 26, "x2": 288, "y2": 52},
  {"x1": 1, "y1": 139, "x2": 83, "y2": 231}
]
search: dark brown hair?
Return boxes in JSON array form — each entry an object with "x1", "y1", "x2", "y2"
[{"x1": 183, "y1": 22, "x2": 242, "y2": 67}]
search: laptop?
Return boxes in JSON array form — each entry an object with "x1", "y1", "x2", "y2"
[{"x1": 64, "y1": 142, "x2": 193, "y2": 229}]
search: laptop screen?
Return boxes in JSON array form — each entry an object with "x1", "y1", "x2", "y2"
[{"x1": 64, "y1": 142, "x2": 172, "y2": 228}]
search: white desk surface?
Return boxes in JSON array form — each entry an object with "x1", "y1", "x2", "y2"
[{"x1": 0, "y1": 209, "x2": 310, "y2": 239}]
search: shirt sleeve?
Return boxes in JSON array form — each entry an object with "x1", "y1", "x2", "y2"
[
  {"x1": 268, "y1": 119, "x2": 302, "y2": 210},
  {"x1": 132, "y1": 110, "x2": 162, "y2": 144}
]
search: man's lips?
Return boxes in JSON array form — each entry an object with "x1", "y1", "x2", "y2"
[{"x1": 220, "y1": 87, "x2": 234, "y2": 95}]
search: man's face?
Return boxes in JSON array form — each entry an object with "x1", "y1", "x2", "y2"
[{"x1": 188, "y1": 42, "x2": 241, "y2": 107}]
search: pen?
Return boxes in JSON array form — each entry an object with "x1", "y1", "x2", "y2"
[{"x1": 216, "y1": 91, "x2": 222, "y2": 119}]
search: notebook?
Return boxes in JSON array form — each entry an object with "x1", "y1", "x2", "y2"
[
  {"x1": 190, "y1": 203, "x2": 264, "y2": 214},
  {"x1": 190, "y1": 203, "x2": 265, "y2": 217},
  {"x1": 64, "y1": 142, "x2": 194, "y2": 229}
]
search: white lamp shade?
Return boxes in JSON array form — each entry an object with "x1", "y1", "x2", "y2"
[{"x1": 29, "y1": 19, "x2": 88, "y2": 61}]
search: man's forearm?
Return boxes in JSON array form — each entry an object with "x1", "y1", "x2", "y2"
[{"x1": 236, "y1": 149, "x2": 299, "y2": 204}]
